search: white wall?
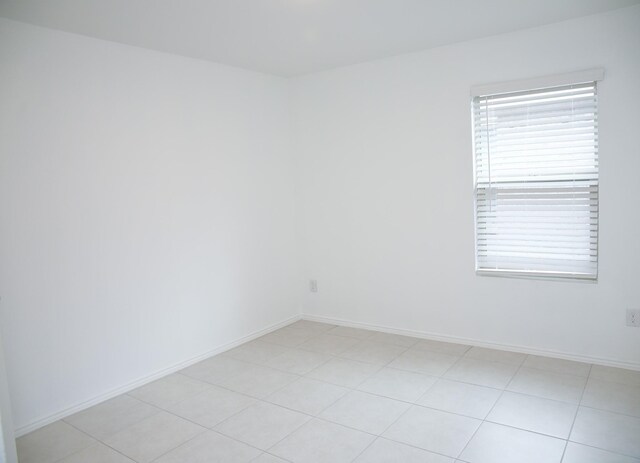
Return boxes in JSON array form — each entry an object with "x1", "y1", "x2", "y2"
[
  {"x1": 0, "y1": 330, "x2": 18, "y2": 463},
  {"x1": 292, "y1": 6, "x2": 640, "y2": 368},
  {"x1": 0, "y1": 19, "x2": 299, "y2": 432}
]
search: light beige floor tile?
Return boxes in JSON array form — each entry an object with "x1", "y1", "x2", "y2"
[
  {"x1": 270, "y1": 418, "x2": 375, "y2": 463},
  {"x1": 217, "y1": 364, "x2": 298, "y2": 398},
  {"x1": 264, "y1": 348, "x2": 331, "y2": 375},
  {"x1": 590, "y1": 365, "x2": 640, "y2": 386},
  {"x1": 383, "y1": 405, "x2": 481, "y2": 457},
  {"x1": 214, "y1": 401, "x2": 310, "y2": 450},
  {"x1": 358, "y1": 367, "x2": 437, "y2": 402},
  {"x1": 388, "y1": 349, "x2": 459, "y2": 376},
  {"x1": 464, "y1": 347, "x2": 526, "y2": 366},
  {"x1": 154, "y1": 430, "x2": 261, "y2": 462},
  {"x1": 64, "y1": 395, "x2": 159, "y2": 440},
  {"x1": 298, "y1": 333, "x2": 360, "y2": 355},
  {"x1": 369, "y1": 332, "x2": 419, "y2": 348},
  {"x1": 506, "y1": 367, "x2": 586, "y2": 403},
  {"x1": 166, "y1": 386, "x2": 256, "y2": 428},
  {"x1": 327, "y1": 326, "x2": 377, "y2": 339},
  {"x1": 181, "y1": 355, "x2": 254, "y2": 384},
  {"x1": 413, "y1": 339, "x2": 471, "y2": 356},
  {"x1": 286, "y1": 320, "x2": 336, "y2": 336},
  {"x1": 259, "y1": 327, "x2": 317, "y2": 348},
  {"x1": 570, "y1": 407, "x2": 640, "y2": 457},
  {"x1": 266, "y1": 377, "x2": 348, "y2": 415},
  {"x1": 486, "y1": 391, "x2": 577, "y2": 438},
  {"x1": 417, "y1": 379, "x2": 501, "y2": 419},
  {"x1": 225, "y1": 340, "x2": 291, "y2": 364},
  {"x1": 443, "y1": 358, "x2": 518, "y2": 389},
  {"x1": 581, "y1": 377, "x2": 640, "y2": 417},
  {"x1": 340, "y1": 340, "x2": 406, "y2": 365},
  {"x1": 306, "y1": 357, "x2": 381, "y2": 388},
  {"x1": 17, "y1": 421, "x2": 96, "y2": 463},
  {"x1": 459, "y1": 422, "x2": 565, "y2": 463},
  {"x1": 128, "y1": 373, "x2": 211, "y2": 408},
  {"x1": 57, "y1": 442, "x2": 135, "y2": 463},
  {"x1": 320, "y1": 390, "x2": 411, "y2": 434},
  {"x1": 354, "y1": 438, "x2": 454, "y2": 463},
  {"x1": 251, "y1": 453, "x2": 290, "y2": 462},
  {"x1": 563, "y1": 442, "x2": 640, "y2": 463},
  {"x1": 104, "y1": 411, "x2": 205, "y2": 463},
  {"x1": 522, "y1": 355, "x2": 590, "y2": 377}
]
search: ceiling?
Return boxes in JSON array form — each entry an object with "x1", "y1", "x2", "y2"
[{"x1": 1, "y1": 0, "x2": 638, "y2": 76}]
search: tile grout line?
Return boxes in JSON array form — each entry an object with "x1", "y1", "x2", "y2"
[
  {"x1": 346, "y1": 347, "x2": 467, "y2": 463},
  {"x1": 142, "y1": 403, "x2": 299, "y2": 463},
  {"x1": 455, "y1": 354, "x2": 528, "y2": 461},
  {"x1": 572, "y1": 403, "x2": 640, "y2": 420},
  {"x1": 560, "y1": 363, "x2": 592, "y2": 462},
  {"x1": 562, "y1": 441, "x2": 640, "y2": 461},
  {"x1": 59, "y1": 419, "x2": 147, "y2": 463},
  {"x1": 412, "y1": 344, "x2": 483, "y2": 459},
  {"x1": 348, "y1": 389, "x2": 419, "y2": 462},
  {"x1": 354, "y1": 347, "x2": 486, "y2": 461}
]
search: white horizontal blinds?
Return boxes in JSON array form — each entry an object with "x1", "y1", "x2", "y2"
[{"x1": 473, "y1": 81, "x2": 599, "y2": 279}]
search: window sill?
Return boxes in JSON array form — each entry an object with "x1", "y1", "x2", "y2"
[{"x1": 476, "y1": 269, "x2": 597, "y2": 283}]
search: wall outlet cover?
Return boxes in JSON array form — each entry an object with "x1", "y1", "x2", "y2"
[{"x1": 626, "y1": 309, "x2": 640, "y2": 327}]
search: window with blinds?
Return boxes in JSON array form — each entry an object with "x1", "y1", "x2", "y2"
[{"x1": 472, "y1": 78, "x2": 599, "y2": 280}]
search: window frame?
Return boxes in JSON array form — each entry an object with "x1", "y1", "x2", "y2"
[{"x1": 471, "y1": 70, "x2": 603, "y2": 282}]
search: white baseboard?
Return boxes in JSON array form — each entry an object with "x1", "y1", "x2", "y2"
[
  {"x1": 302, "y1": 314, "x2": 640, "y2": 372},
  {"x1": 14, "y1": 314, "x2": 301, "y2": 438}
]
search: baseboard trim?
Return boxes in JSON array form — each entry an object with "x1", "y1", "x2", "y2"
[
  {"x1": 302, "y1": 314, "x2": 640, "y2": 372},
  {"x1": 14, "y1": 314, "x2": 301, "y2": 438}
]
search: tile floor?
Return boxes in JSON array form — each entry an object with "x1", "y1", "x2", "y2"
[{"x1": 16, "y1": 320, "x2": 640, "y2": 463}]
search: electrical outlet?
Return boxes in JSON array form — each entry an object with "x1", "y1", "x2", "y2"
[
  {"x1": 309, "y1": 279, "x2": 318, "y2": 293},
  {"x1": 626, "y1": 309, "x2": 640, "y2": 327}
]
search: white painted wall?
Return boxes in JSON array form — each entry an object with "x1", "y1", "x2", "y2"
[
  {"x1": 0, "y1": 19, "x2": 299, "y2": 432},
  {"x1": 2, "y1": 4, "x2": 639, "y2": 439},
  {"x1": 292, "y1": 6, "x2": 640, "y2": 368}
]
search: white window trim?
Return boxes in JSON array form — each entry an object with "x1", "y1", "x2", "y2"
[{"x1": 471, "y1": 68, "x2": 604, "y2": 97}]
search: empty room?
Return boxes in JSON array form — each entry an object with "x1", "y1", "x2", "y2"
[{"x1": 1, "y1": 1, "x2": 639, "y2": 462}]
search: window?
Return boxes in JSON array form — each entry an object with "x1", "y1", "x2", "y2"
[{"x1": 472, "y1": 71, "x2": 602, "y2": 280}]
